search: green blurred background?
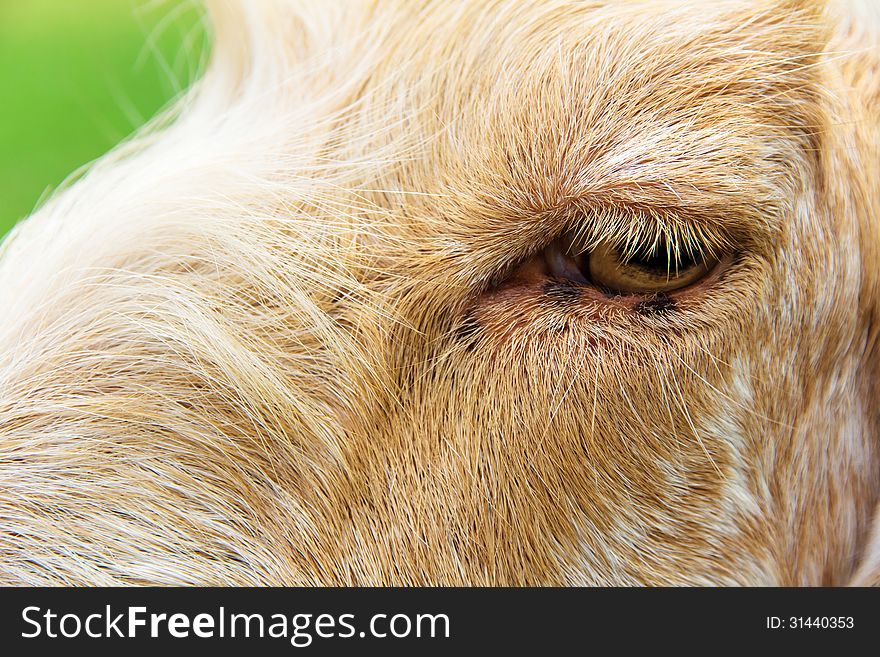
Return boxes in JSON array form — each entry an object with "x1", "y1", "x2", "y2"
[{"x1": 0, "y1": 0, "x2": 207, "y2": 238}]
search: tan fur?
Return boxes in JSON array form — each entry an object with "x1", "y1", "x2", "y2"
[{"x1": 0, "y1": 0, "x2": 877, "y2": 585}]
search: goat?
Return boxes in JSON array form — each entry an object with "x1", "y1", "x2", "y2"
[{"x1": 0, "y1": 0, "x2": 878, "y2": 585}]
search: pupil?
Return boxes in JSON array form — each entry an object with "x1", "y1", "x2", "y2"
[{"x1": 629, "y1": 249, "x2": 696, "y2": 273}]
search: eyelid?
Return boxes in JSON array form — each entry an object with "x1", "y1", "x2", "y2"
[
  {"x1": 560, "y1": 223, "x2": 719, "y2": 274},
  {"x1": 557, "y1": 206, "x2": 733, "y2": 266}
]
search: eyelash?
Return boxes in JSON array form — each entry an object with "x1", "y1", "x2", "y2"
[{"x1": 559, "y1": 210, "x2": 726, "y2": 269}]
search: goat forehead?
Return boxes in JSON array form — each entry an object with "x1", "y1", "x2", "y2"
[
  {"x1": 346, "y1": 0, "x2": 823, "y2": 93},
  {"x1": 288, "y1": 1, "x2": 823, "y2": 224},
  {"x1": 282, "y1": 3, "x2": 821, "y2": 191}
]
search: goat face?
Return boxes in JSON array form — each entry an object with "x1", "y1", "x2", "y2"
[{"x1": 0, "y1": 0, "x2": 878, "y2": 585}]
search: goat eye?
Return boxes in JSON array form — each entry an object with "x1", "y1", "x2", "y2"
[
  {"x1": 544, "y1": 233, "x2": 719, "y2": 295},
  {"x1": 586, "y1": 242, "x2": 714, "y2": 294}
]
